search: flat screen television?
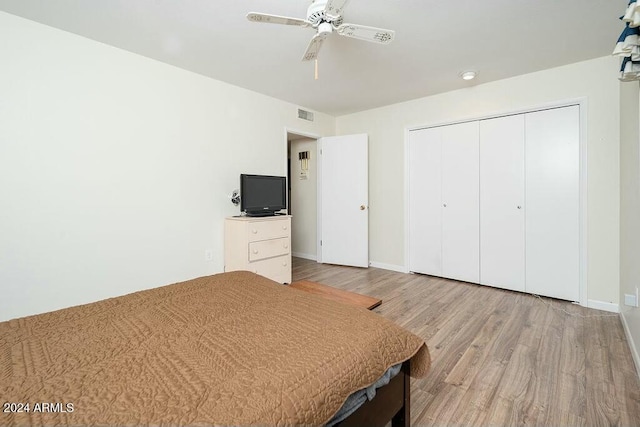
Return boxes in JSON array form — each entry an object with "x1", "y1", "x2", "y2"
[{"x1": 240, "y1": 174, "x2": 287, "y2": 216}]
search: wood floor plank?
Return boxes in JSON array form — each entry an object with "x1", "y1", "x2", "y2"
[
  {"x1": 526, "y1": 302, "x2": 567, "y2": 426},
  {"x1": 606, "y1": 315, "x2": 640, "y2": 426},
  {"x1": 481, "y1": 397, "x2": 520, "y2": 427},
  {"x1": 444, "y1": 295, "x2": 511, "y2": 389},
  {"x1": 448, "y1": 358, "x2": 508, "y2": 425},
  {"x1": 413, "y1": 384, "x2": 465, "y2": 426},
  {"x1": 555, "y1": 300, "x2": 586, "y2": 418},
  {"x1": 291, "y1": 257, "x2": 640, "y2": 426},
  {"x1": 408, "y1": 384, "x2": 432, "y2": 426},
  {"x1": 420, "y1": 291, "x2": 510, "y2": 397},
  {"x1": 584, "y1": 313, "x2": 625, "y2": 425},
  {"x1": 495, "y1": 343, "x2": 535, "y2": 403}
]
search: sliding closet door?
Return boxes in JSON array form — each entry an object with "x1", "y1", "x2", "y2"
[
  {"x1": 441, "y1": 121, "x2": 480, "y2": 283},
  {"x1": 525, "y1": 106, "x2": 580, "y2": 301},
  {"x1": 408, "y1": 127, "x2": 442, "y2": 276},
  {"x1": 479, "y1": 115, "x2": 525, "y2": 292}
]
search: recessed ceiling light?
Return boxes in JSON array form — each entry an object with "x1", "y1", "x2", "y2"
[{"x1": 460, "y1": 71, "x2": 477, "y2": 80}]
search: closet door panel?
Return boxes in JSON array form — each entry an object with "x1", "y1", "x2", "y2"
[
  {"x1": 479, "y1": 115, "x2": 525, "y2": 292},
  {"x1": 441, "y1": 121, "x2": 480, "y2": 283},
  {"x1": 408, "y1": 128, "x2": 442, "y2": 276},
  {"x1": 525, "y1": 106, "x2": 580, "y2": 301}
]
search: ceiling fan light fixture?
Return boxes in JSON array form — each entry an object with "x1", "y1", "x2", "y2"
[
  {"x1": 460, "y1": 71, "x2": 477, "y2": 81},
  {"x1": 318, "y1": 21, "x2": 333, "y2": 36}
]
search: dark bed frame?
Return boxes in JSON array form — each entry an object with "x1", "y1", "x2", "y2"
[{"x1": 336, "y1": 360, "x2": 411, "y2": 427}]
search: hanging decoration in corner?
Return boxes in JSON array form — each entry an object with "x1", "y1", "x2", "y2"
[{"x1": 613, "y1": 1, "x2": 640, "y2": 81}]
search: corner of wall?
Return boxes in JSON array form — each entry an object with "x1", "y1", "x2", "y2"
[{"x1": 619, "y1": 79, "x2": 640, "y2": 377}]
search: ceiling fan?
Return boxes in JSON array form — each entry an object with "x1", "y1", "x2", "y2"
[{"x1": 247, "y1": 0, "x2": 395, "y2": 62}]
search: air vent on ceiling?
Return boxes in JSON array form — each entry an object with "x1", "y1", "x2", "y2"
[{"x1": 297, "y1": 108, "x2": 314, "y2": 122}]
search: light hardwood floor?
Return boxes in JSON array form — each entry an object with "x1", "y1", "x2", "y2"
[{"x1": 292, "y1": 257, "x2": 640, "y2": 426}]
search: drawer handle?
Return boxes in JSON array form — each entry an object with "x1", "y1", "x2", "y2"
[
  {"x1": 253, "y1": 249, "x2": 258, "y2": 254},
  {"x1": 284, "y1": 244, "x2": 289, "y2": 249},
  {"x1": 252, "y1": 229, "x2": 258, "y2": 234},
  {"x1": 282, "y1": 262, "x2": 288, "y2": 266},
  {"x1": 283, "y1": 225, "x2": 288, "y2": 230}
]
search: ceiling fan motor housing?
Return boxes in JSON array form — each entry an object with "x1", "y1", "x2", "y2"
[{"x1": 307, "y1": 0, "x2": 343, "y2": 27}]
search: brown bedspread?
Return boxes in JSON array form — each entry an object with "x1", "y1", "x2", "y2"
[{"x1": 0, "y1": 271, "x2": 430, "y2": 426}]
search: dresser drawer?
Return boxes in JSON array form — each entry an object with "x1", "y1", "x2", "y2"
[
  {"x1": 250, "y1": 255, "x2": 291, "y2": 283},
  {"x1": 248, "y1": 237, "x2": 290, "y2": 261},
  {"x1": 247, "y1": 219, "x2": 289, "y2": 242},
  {"x1": 225, "y1": 215, "x2": 291, "y2": 284}
]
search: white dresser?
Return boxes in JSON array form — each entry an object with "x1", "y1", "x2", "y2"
[{"x1": 224, "y1": 215, "x2": 292, "y2": 284}]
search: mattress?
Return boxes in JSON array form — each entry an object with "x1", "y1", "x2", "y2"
[
  {"x1": 0, "y1": 271, "x2": 430, "y2": 426},
  {"x1": 326, "y1": 362, "x2": 403, "y2": 426}
]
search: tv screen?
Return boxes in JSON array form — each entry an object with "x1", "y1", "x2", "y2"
[{"x1": 240, "y1": 174, "x2": 287, "y2": 216}]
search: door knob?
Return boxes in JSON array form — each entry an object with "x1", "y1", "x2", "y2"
[{"x1": 360, "y1": 205, "x2": 366, "y2": 210}]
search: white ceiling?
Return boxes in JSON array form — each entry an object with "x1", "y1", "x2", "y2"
[{"x1": 0, "y1": 0, "x2": 626, "y2": 116}]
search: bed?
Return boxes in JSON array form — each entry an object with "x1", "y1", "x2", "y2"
[{"x1": 0, "y1": 271, "x2": 431, "y2": 426}]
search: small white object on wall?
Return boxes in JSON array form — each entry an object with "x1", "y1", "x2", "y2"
[{"x1": 299, "y1": 151, "x2": 310, "y2": 180}]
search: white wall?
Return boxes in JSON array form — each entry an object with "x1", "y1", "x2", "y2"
[
  {"x1": 0, "y1": 12, "x2": 334, "y2": 321},
  {"x1": 619, "y1": 80, "x2": 640, "y2": 370},
  {"x1": 336, "y1": 56, "x2": 621, "y2": 305},
  {"x1": 0, "y1": 11, "x2": 625, "y2": 320},
  {"x1": 289, "y1": 138, "x2": 318, "y2": 259}
]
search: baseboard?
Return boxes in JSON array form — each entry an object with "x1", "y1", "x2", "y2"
[
  {"x1": 620, "y1": 311, "x2": 640, "y2": 378},
  {"x1": 368, "y1": 261, "x2": 406, "y2": 273},
  {"x1": 292, "y1": 252, "x2": 317, "y2": 261},
  {"x1": 587, "y1": 299, "x2": 619, "y2": 313}
]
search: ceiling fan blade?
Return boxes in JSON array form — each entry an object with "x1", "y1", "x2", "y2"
[
  {"x1": 337, "y1": 23, "x2": 395, "y2": 44},
  {"x1": 302, "y1": 34, "x2": 326, "y2": 62},
  {"x1": 247, "y1": 12, "x2": 310, "y2": 27},
  {"x1": 324, "y1": 0, "x2": 351, "y2": 19}
]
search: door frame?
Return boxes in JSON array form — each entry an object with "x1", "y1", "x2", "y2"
[
  {"x1": 284, "y1": 128, "x2": 322, "y2": 262},
  {"x1": 404, "y1": 97, "x2": 588, "y2": 307}
]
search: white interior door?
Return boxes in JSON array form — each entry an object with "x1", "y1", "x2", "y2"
[
  {"x1": 525, "y1": 106, "x2": 580, "y2": 301},
  {"x1": 480, "y1": 115, "x2": 526, "y2": 292},
  {"x1": 441, "y1": 122, "x2": 480, "y2": 283},
  {"x1": 319, "y1": 134, "x2": 368, "y2": 268},
  {"x1": 408, "y1": 127, "x2": 443, "y2": 276}
]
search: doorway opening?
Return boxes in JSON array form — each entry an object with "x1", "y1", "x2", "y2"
[{"x1": 287, "y1": 131, "x2": 318, "y2": 261}]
